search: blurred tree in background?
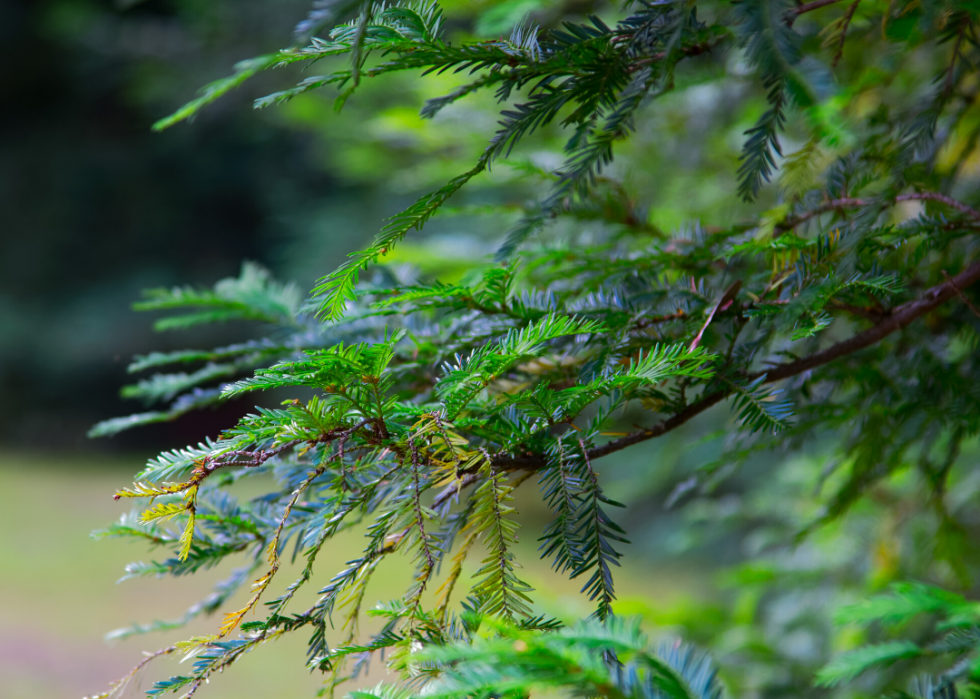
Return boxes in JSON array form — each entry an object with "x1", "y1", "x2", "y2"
[
  {"x1": 1, "y1": 0, "x2": 323, "y2": 448},
  {"x1": 0, "y1": 0, "x2": 412, "y2": 449},
  {"x1": 12, "y1": 0, "x2": 980, "y2": 698}
]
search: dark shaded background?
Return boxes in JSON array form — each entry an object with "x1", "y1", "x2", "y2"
[{"x1": 0, "y1": 0, "x2": 362, "y2": 451}]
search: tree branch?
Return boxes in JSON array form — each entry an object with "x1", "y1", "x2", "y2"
[
  {"x1": 633, "y1": 310, "x2": 687, "y2": 330},
  {"x1": 775, "y1": 192, "x2": 980, "y2": 233},
  {"x1": 760, "y1": 259, "x2": 980, "y2": 381},
  {"x1": 941, "y1": 270, "x2": 980, "y2": 319},
  {"x1": 827, "y1": 299, "x2": 884, "y2": 322},
  {"x1": 785, "y1": 0, "x2": 845, "y2": 27},
  {"x1": 491, "y1": 259, "x2": 980, "y2": 471},
  {"x1": 832, "y1": 0, "x2": 860, "y2": 67},
  {"x1": 775, "y1": 197, "x2": 868, "y2": 232},
  {"x1": 895, "y1": 192, "x2": 980, "y2": 219}
]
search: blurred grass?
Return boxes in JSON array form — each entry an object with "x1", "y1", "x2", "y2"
[{"x1": 0, "y1": 451, "x2": 706, "y2": 698}]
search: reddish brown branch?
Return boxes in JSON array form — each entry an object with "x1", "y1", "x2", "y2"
[
  {"x1": 759, "y1": 259, "x2": 980, "y2": 381},
  {"x1": 775, "y1": 197, "x2": 867, "y2": 232},
  {"x1": 407, "y1": 440, "x2": 436, "y2": 600},
  {"x1": 894, "y1": 192, "x2": 980, "y2": 219},
  {"x1": 86, "y1": 645, "x2": 178, "y2": 699},
  {"x1": 634, "y1": 310, "x2": 687, "y2": 330},
  {"x1": 832, "y1": 0, "x2": 861, "y2": 67},
  {"x1": 196, "y1": 439, "x2": 303, "y2": 479},
  {"x1": 491, "y1": 259, "x2": 980, "y2": 471},
  {"x1": 942, "y1": 270, "x2": 980, "y2": 319},
  {"x1": 786, "y1": 0, "x2": 845, "y2": 27},
  {"x1": 195, "y1": 418, "x2": 374, "y2": 481},
  {"x1": 432, "y1": 472, "x2": 481, "y2": 510},
  {"x1": 775, "y1": 192, "x2": 980, "y2": 233},
  {"x1": 827, "y1": 299, "x2": 885, "y2": 322},
  {"x1": 632, "y1": 38, "x2": 723, "y2": 68},
  {"x1": 945, "y1": 24, "x2": 966, "y2": 97}
]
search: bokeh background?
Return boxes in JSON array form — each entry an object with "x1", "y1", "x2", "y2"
[{"x1": 1, "y1": 1, "x2": 959, "y2": 698}]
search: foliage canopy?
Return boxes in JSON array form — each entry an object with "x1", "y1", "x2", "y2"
[{"x1": 87, "y1": 1, "x2": 980, "y2": 699}]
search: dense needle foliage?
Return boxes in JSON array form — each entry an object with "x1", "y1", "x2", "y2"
[{"x1": 86, "y1": 1, "x2": 980, "y2": 699}]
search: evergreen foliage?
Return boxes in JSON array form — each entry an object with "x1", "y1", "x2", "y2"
[{"x1": 85, "y1": 1, "x2": 980, "y2": 698}]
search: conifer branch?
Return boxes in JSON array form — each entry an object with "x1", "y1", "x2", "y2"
[
  {"x1": 90, "y1": 3, "x2": 980, "y2": 697},
  {"x1": 762, "y1": 259, "x2": 980, "y2": 380},
  {"x1": 785, "y1": 0, "x2": 846, "y2": 27},
  {"x1": 831, "y1": 0, "x2": 860, "y2": 67},
  {"x1": 776, "y1": 192, "x2": 980, "y2": 232},
  {"x1": 493, "y1": 259, "x2": 980, "y2": 470},
  {"x1": 84, "y1": 645, "x2": 178, "y2": 699},
  {"x1": 406, "y1": 440, "x2": 436, "y2": 606}
]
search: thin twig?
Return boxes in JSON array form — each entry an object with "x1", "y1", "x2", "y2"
[
  {"x1": 942, "y1": 270, "x2": 980, "y2": 318},
  {"x1": 786, "y1": 0, "x2": 845, "y2": 27},
  {"x1": 775, "y1": 191, "x2": 980, "y2": 233},
  {"x1": 409, "y1": 440, "x2": 436, "y2": 583},
  {"x1": 775, "y1": 197, "x2": 868, "y2": 232},
  {"x1": 832, "y1": 0, "x2": 860, "y2": 67},
  {"x1": 689, "y1": 281, "x2": 741, "y2": 351},
  {"x1": 432, "y1": 471, "x2": 480, "y2": 509},
  {"x1": 895, "y1": 192, "x2": 980, "y2": 219},
  {"x1": 945, "y1": 24, "x2": 966, "y2": 97},
  {"x1": 633, "y1": 310, "x2": 687, "y2": 330},
  {"x1": 827, "y1": 299, "x2": 885, "y2": 322},
  {"x1": 759, "y1": 260, "x2": 980, "y2": 379},
  {"x1": 84, "y1": 645, "x2": 177, "y2": 699}
]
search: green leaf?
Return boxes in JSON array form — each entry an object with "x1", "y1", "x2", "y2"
[{"x1": 816, "y1": 641, "x2": 923, "y2": 686}]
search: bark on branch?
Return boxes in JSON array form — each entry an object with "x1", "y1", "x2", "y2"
[
  {"x1": 775, "y1": 192, "x2": 980, "y2": 233},
  {"x1": 785, "y1": 0, "x2": 846, "y2": 27},
  {"x1": 491, "y1": 259, "x2": 980, "y2": 471}
]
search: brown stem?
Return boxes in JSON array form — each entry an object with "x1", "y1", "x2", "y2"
[
  {"x1": 634, "y1": 310, "x2": 687, "y2": 330},
  {"x1": 432, "y1": 471, "x2": 480, "y2": 509},
  {"x1": 491, "y1": 259, "x2": 980, "y2": 471},
  {"x1": 759, "y1": 259, "x2": 980, "y2": 381},
  {"x1": 894, "y1": 192, "x2": 980, "y2": 219},
  {"x1": 775, "y1": 192, "x2": 980, "y2": 233},
  {"x1": 945, "y1": 24, "x2": 966, "y2": 97},
  {"x1": 775, "y1": 197, "x2": 867, "y2": 232},
  {"x1": 832, "y1": 0, "x2": 861, "y2": 67},
  {"x1": 409, "y1": 440, "x2": 436, "y2": 575},
  {"x1": 827, "y1": 299, "x2": 884, "y2": 322},
  {"x1": 198, "y1": 418, "x2": 373, "y2": 481},
  {"x1": 87, "y1": 646, "x2": 178, "y2": 699},
  {"x1": 942, "y1": 270, "x2": 980, "y2": 319},
  {"x1": 786, "y1": 0, "x2": 845, "y2": 27}
]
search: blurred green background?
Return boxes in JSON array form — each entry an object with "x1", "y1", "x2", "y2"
[{"x1": 1, "y1": 1, "x2": 957, "y2": 697}]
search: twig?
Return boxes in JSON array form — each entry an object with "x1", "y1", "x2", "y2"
[
  {"x1": 895, "y1": 192, "x2": 980, "y2": 219},
  {"x1": 199, "y1": 439, "x2": 303, "y2": 476},
  {"x1": 761, "y1": 259, "x2": 980, "y2": 381},
  {"x1": 945, "y1": 24, "x2": 966, "y2": 97},
  {"x1": 689, "y1": 280, "x2": 741, "y2": 351},
  {"x1": 198, "y1": 419, "x2": 373, "y2": 480},
  {"x1": 633, "y1": 310, "x2": 687, "y2": 330},
  {"x1": 432, "y1": 471, "x2": 480, "y2": 509},
  {"x1": 832, "y1": 0, "x2": 861, "y2": 67},
  {"x1": 786, "y1": 0, "x2": 845, "y2": 27},
  {"x1": 942, "y1": 270, "x2": 980, "y2": 318},
  {"x1": 84, "y1": 645, "x2": 177, "y2": 699},
  {"x1": 774, "y1": 191, "x2": 980, "y2": 233},
  {"x1": 491, "y1": 259, "x2": 980, "y2": 471},
  {"x1": 827, "y1": 299, "x2": 885, "y2": 322},
  {"x1": 775, "y1": 197, "x2": 867, "y2": 232},
  {"x1": 408, "y1": 440, "x2": 436, "y2": 584}
]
